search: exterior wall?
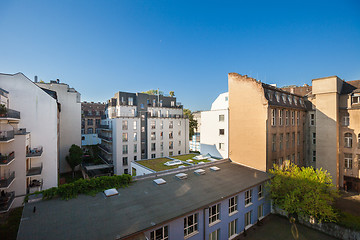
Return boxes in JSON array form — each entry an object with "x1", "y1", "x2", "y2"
[
  {"x1": 81, "y1": 134, "x2": 101, "y2": 146},
  {"x1": 0, "y1": 73, "x2": 58, "y2": 210},
  {"x1": 143, "y1": 182, "x2": 270, "y2": 240},
  {"x1": 36, "y1": 82, "x2": 81, "y2": 173},
  {"x1": 211, "y1": 92, "x2": 229, "y2": 111},
  {"x1": 130, "y1": 161, "x2": 155, "y2": 176},
  {"x1": 312, "y1": 76, "x2": 342, "y2": 187},
  {"x1": 200, "y1": 109, "x2": 229, "y2": 158},
  {"x1": 228, "y1": 73, "x2": 268, "y2": 171}
]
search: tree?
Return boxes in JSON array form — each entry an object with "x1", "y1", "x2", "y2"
[
  {"x1": 183, "y1": 109, "x2": 198, "y2": 139},
  {"x1": 142, "y1": 89, "x2": 164, "y2": 95},
  {"x1": 66, "y1": 144, "x2": 83, "y2": 178},
  {"x1": 268, "y1": 163, "x2": 339, "y2": 223},
  {"x1": 169, "y1": 91, "x2": 175, "y2": 97}
]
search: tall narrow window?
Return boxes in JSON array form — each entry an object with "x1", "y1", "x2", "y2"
[
  {"x1": 169, "y1": 131, "x2": 173, "y2": 139},
  {"x1": 245, "y1": 189, "x2": 252, "y2": 206},
  {"x1": 122, "y1": 157, "x2": 128, "y2": 166},
  {"x1": 297, "y1": 111, "x2": 300, "y2": 125},
  {"x1": 344, "y1": 153, "x2": 352, "y2": 169},
  {"x1": 279, "y1": 109, "x2": 283, "y2": 126},
  {"x1": 209, "y1": 204, "x2": 220, "y2": 224},
  {"x1": 271, "y1": 109, "x2": 276, "y2": 126},
  {"x1": 229, "y1": 196, "x2": 238, "y2": 214},
  {"x1": 209, "y1": 229, "x2": 219, "y2": 240},
  {"x1": 344, "y1": 133, "x2": 353, "y2": 148},
  {"x1": 310, "y1": 113, "x2": 315, "y2": 126},
  {"x1": 122, "y1": 145, "x2": 128, "y2": 154},
  {"x1": 122, "y1": 120, "x2": 128, "y2": 130},
  {"x1": 272, "y1": 134, "x2": 276, "y2": 152},
  {"x1": 134, "y1": 144, "x2": 137, "y2": 153},
  {"x1": 133, "y1": 132, "x2": 137, "y2": 141},
  {"x1": 151, "y1": 121, "x2": 156, "y2": 129},
  {"x1": 258, "y1": 184, "x2": 263, "y2": 199},
  {"x1": 122, "y1": 133, "x2": 128, "y2": 142},
  {"x1": 279, "y1": 134, "x2": 283, "y2": 150},
  {"x1": 133, "y1": 121, "x2": 137, "y2": 130},
  {"x1": 169, "y1": 121, "x2": 173, "y2": 128},
  {"x1": 184, "y1": 213, "x2": 198, "y2": 237},
  {"x1": 285, "y1": 111, "x2": 289, "y2": 126},
  {"x1": 228, "y1": 219, "x2": 238, "y2": 238},
  {"x1": 312, "y1": 151, "x2": 316, "y2": 162},
  {"x1": 291, "y1": 111, "x2": 295, "y2": 125},
  {"x1": 312, "y1": 132, "x2": 316, "y2": 144},
  {"x1": 286, "y1": 133, "x2": 290, "y2": 148},
  {"x1": 219, "y1": 114, "x2": 225, "y2": 122},
  {"x1": 297, "y1": 132, "x2": 300, "y2": 145},
  {"x1": 128, "y1": 97, "x2": 133, "y2": 106},
  {"x1": 258, "y1": 204, "x2": 264, "y2": 219},
  {"x1": 245, "y1": 210, "x2": 252, "y2": 228},
  {"x1": 292, "y1": 132, "x2": 295, "y2": 147},
  {"x1": 151, "y1": 132, "x2": 156, "y2": 140},
  {"x1": 342, "y1": 113, "x2": 350, "y2": 126}
]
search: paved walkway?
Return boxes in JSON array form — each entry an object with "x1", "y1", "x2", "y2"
[{"x1": 334, "y1": 191, "x2": 360, "y2": 217}]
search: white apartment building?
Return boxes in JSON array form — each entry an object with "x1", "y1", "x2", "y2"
[
  {"x1": 100, "y1": 91, "x2": 189, "y2": 175},
  {"x1": 0, "y1": 73, "x2": 58, "y2": 212},
  {"x1": 200, "y1": 92, "x2": 229, "y2": 158},
  {"x1": 36, "y1": 79, "x2": 81, "y2": 173}
]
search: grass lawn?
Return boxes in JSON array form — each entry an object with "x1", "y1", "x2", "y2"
[
  {"x1": 137, "y1": 158, "x2": 184, "y2": 172},
  {"x1": 0, "y1": 207, "x2": 23, "y2": 240},
  {"x1": 59, "y1": 170, "x2": 83, "y2": 185},
  {"x1": 172, "y1": 154, "x2": 198, "y2": 161},
  {"x1": 240, "y1": 214, "x2": 338, "y2": 240}
]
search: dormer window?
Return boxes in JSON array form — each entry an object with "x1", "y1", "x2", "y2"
[
  {"x1": 275, "y1": 92, "x2": 280, "y2": 102},
  {"x1": 288, "y1": 95, "x2": 292, "y2": 104},
  {"x1": 352, "y1": 94, "x2": 360, "y2": 104},
  {"x1": 282, "y1": 94, "x2": 287, "y2": 103},
  {"x1": 294, "y1": 97, "x2": 298, "y2": 105}
]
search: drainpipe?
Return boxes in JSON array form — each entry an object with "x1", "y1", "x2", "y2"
[{"x1": 203, "y1": 207, "x2": 208, "y2": 240}]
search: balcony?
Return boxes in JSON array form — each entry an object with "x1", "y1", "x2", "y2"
[
  {"x1": 0, "y1": 171, "x2": 15, "y2": 189},
  {"x1": 98, "y1": 134, "x2": 112, "y2": 142},
  {"x1": 148, "y1": 113, "x2": 187, "y2": 119},
  {"x1": 98, "y1": 153, "x2": 112, "y2": 164},
  {"x1": 99, "y1": 124, "x2": 111, "y2": 130},
  {"x1": 0, "y1": 130, "x2": 14, "y2": 142},
  {"x1": 0, "y1": 108, "x2": 20, "y2": 120},
  {"x1": 26, "y1": 147, "x2": 43, "y2": 158},
  {"x1": 14, "y1": 128, "x2": 27, "y2": 135},
  {"x1": 26, "y1": 163, "x2": 43, "y2": 176},
  {"x1": 0, "y1": 191, "x2": 15, "y2": 213},
  {"x1": 27, "y1": 179, "x2": 43, "y2": 194},
  {"x1": 0, "y1": 151, "x2": 15, "y2": 165},
  {"x1": 99, "y1": 145, "x2": 112, "y2": 154}
]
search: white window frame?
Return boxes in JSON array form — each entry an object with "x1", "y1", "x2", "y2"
[
  {"x1": 245, "y1": 210, "x2": 252, "y2": 228},
  {"x1": 150, "y1": 226, "x2": 168, "y2": 240},
  {"x1": 344, "y1": 153, "x2": 352, "y2": 169},
  {"x1": 122, "y1": 120, "x2": 128, "y2": 130},
  {"x1": 133, "y1": 132, "x2": 137, "y2": 141},
  {"x1": 122, "y1": 133, "x2": 128, "y2": 142},
  {"x1": 245, "y1": 189, "x2": 252, "y2": 206},
  {"x1": 219, "y1": 114, "x2": 225, "y2": 122},
  {"x1": 209, "y1": 229, "x2": 219, "y2": 240},
  {"x1": 229, "y1": 196, "x2": 238, "y2": 215},
  {"x1": 258, "y1": 184, "x2": 263, "y2": 199},
  {"x1": 271, "y1": 109, "x2": 276, "y2": 126},
  {"x1": 344, "y1": 133, "x2": 353, "y2": 148},
  {"x1": 285, "y1": 110, "x2": 289, "y2": 126},
  {"x1": 228, "y1": 219, "x2": 238, "y2": 239},
  {"x1": 133, "y1": 121, "x2": 137, "y2": 130},
  {"x1": 184, "y1": 213, "x2": 198, "y2": 237},
  {"x1": 279, "y1": 109, "x2": 283, "y2": 126},
  {"x1": 258, "y1": 204, "x2": 264, "y2": 219},
  {"x1": 209, "y1": 204, "x2": 220, "y2": 225},
  {"x1": 291, "y1": 111, "x2": 295, "y2": 125}
]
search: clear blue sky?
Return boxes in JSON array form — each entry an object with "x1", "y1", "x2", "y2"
[{"x1": 1, "y1": 0, "x2": 359, "y2": 111}]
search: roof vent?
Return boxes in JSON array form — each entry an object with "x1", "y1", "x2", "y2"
[
  {"x1": 104, "y1": 188, "x2": 119, "y2": 197},
  {"x1": 194, "y1": 169, "x2": 205, "y2": 175},
  {"x1": 175, "y1": 173, "x2": 188, "y2": 180},
  {"x1": 153, "y1": 178, "x2": 166, "y2": 185},
  {"x1": 210, "y1": 166, "x2": 220, "y2": 171}
]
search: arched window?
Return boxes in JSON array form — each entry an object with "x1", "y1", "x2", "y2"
[{"x1": 344, "y1": 133, "x2": 352, "y2": 148}]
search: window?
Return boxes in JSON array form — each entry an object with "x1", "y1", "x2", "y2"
[
  {"x1": 141, "y1": 126, "x2": 145, "y2": 132},
  {"x1": 312, "y1": 151, "x2": 316, "y2": 162},
  {"x1": 133, "y1": 121, "x2": 137, "y2": 130},
  {"x1": 219, "y1": 129, "x2": 225, "y2": 135},
  {"x1": 169, "y1": 141, "x2": 173, "y2": 150},
  {"x1": 292, "y1": 154, "x2": 295, "y2": 164},
  {"x1": 160, "y1": 142, "x2": 163, "y2": 151},
  {"x1": 275, "y1": 92, "x2": 280, "y2": 102},
  {"x1": 209, "y1": 204, "x2": 220, "y2": 224},
  {"x1": 345, "y1": 133, "x2": 353, "y2": 148},
  {"x1": 128, "y1": 97, "x2": 133, "y2": 106},
  {"x1": 124, "y1": 169, "x2": 128, "y2": 174},
  {"x1": 153, "y1": 99, "x2": 156, "y2": 106},
  {"x1": 285, "y1": 111, "x2": 289, "y2": 126},
  {"x1": 160, "y1": 121, "x2": 164, "y2": 129},
  {"x1": 134, "y1": 144, "x2": 137, "y2": 153},
  {"x1": 151, "y1": 121, "x2": 156, "y2": 129},
  {"x1": 245, "y1": 211, "x2": 252, "y2": 228},
  {"x1": 122, "y1": 145, "x2": 128, "y2": 154},
  {"x1": 169, "y1": 131, "x2": 173, "y2": 139},
  {"x1": 297, "y1": 152, "x2": 300, "y2": 165},
  {"x1": 88, "y1": 119, "x2": 93, "y2": 125},
  {"x1": 147, "y1": 99, "x2": 150, "y2": 105},
  {"x1": 312, "y1": 132, "x2": 316, "y2": 144},
  {"x1": 169, "y1": 121, "x2": 173, "y2": 128},
  {"x1": 160, "y1": 152, "x2": 164, "y2": 157},
  {"x1": 272, "y1": 134, "x2": 276, "y2": 152},
  {"x1": 279, "y1": 134, "x2": 283, "y2": 150},
  {"x1": 297, "y1": 132, "x2": 300, "y2": 145},
  {"x1": 344, "y1": 153, "x2": 352, "y2": 169},
  {"x1": 160, "y1": 132, "x2": 163, "y2": 140},
  {"x1": 151, "y1": 153, "x2": 156, "y2": 158},
  {"x1": 122, "y1": 157, "x2": 128, "y2": 166},
  {"x1": 219, "y1": 114, "x2": 225, "y2": 122},
  {"x1": 258, "y1": 184, "x2": 263, "y2": 199},
  {"x1": 279, "y1": 157, "x2": 283, "y2": 166},
  {"x1": 95, "y1": 119, "x2": 100, "y2": 126},
  {"x1": 271, "y1": 109, "x2": 276, "y2": 126},
  {"x1": 87, "y1": 128, "x2": 93, "y2": 134},
  {"x1": 178, "y1": 150, "x2": 181, "y2": 154},
  {"x1": 184, "y1": 213, "x2": 198, "y2": 237},
  {"x1": 171, "y1": 101, "x2": 175, "y2": 107},
  {"x1": 297, "y1": 111, "x2": 300, "y2": 125},
  {"x1": 122, "y1": 133, "x2": 128, "y2": 142},
  {"x1": 133, "y1": 132, "x2": 137, "y2": 141},
  {"x1": 342, "y1": 113, "x2": 350, "y2": 126},
  {"x1": 279, "y1": 109, "x2": 283, "y2": 126},
  {"x1": 160, "y1": 100, "x2": 163, "y2": 107},
  {"x1": 132, "y1": 167, "x2": 136, "y2": 176},
  {"x1": 141, "y1": 114, "x2": 145, "y2": 120},
  {"x1": 151, "y1": 143, "x2": 156, "y2": 151},
  {"x1": 310, "y1": 113, "x2": 315, "y2": 126},
  {"x1": 209, "y1": 229, "x2": 219, "y2": 240},
  {"x1": 122, "y1": 120, "x2": 128, "y2": 130},
  {"x1": 178, "y1": 140, "x2": 181, "y2": 146},
  {"x1": 95, "y1": 128, "x2": 100, "y2": 134},
  {"x1": 81, "y1": 129, "x2": 85, "y2": 134},
  {"x1": 282, "y1": 94, "x2": 287, "y2": 103},
  {"x1": 352, "y1": 94, "x2": 360, "y2": 104},
  {"x1": 258, "y1": 204, "x2": 264, "y2": 219},
  {"x1": 151, "y1": 132, "x2": 156, "y2": 140},
  {"x1": 150, "y1": 226, "x2": 168, "y2": 240},
  {"x1": 288, "y1": 95, "x2": 292, "y2": 104},
  {"x1": 292, "y1": 132, "x2": 295, "y2": 147},
  {"x1": 219, "y1": 143, "x2": 224, "y2": 150},
  {"x1": 229, "y1": 196, "x2": 238, "y2": 214},
  {"x1": 228, "y1": 219, "x2": 238, "y2": 238},
  {"x1": 291, "y1": 111, "x2": 295, "y2": 125},
  {"x1": 178, "y1": 130, "x2": 181, "y2": 136},
  {"x1": 169, "y1": 151, "x2": 173, "y2": 156},
  {"x1": 245, "y1": 189, "x2": 252, "y2": 206},
  {"x1": 286, "y1": 133, "x2": 290, "y2": 148},
  {"x1": 358, "y1": 134, "x2": 360, "y2": 148}
]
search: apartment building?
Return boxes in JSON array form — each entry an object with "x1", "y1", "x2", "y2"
[
  {"x1": 228, "y1": 73, "x2": 306, "y2": 172},
  {"x1": 36, "y1": 80, "x2": 81, "y2": 173},
  {"x1": 200, "y1": 92, "x2": 229, "y2": 158},
  {"x1": 0, "y1": 73, "x2": 58, "y2": 212},
  {"x1": 100, "y1": 91, "x2": 189, "y2": 175},
  {"x1": 189, "y1": 111, "x2": 201, "y2": 152},
  {"x1": 18, "y1": 160, "x2": 271, "y2": 240},
  {"x1": 81, "y1": 101, "x2": 105, "y2": 146}
]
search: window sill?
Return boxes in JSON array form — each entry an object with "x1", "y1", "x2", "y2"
[
  {"x1": 229, "y1": 233, "x2": 239, "y2": 240},
  {"x1": 258, "y1": 196, "x2": 264, "y2": 201},
  {"x1": 229, "y1": 210, "x2": 238, "y2": 217},
  {"x1": 258, "y1": 216, "x2": 265, "y2": 221},
  {"x1": 245, "y1": 223, "x2": 253, "y2": 230},
  {"x1": 209, "y1": 219, "x2": 221, "y2": 227},
  {"x1": 185, "y1": 231, "x2": 199, "y2": 239},
  {"x1": 245, "y1": 203, "x2": 253, "y2": 208}
]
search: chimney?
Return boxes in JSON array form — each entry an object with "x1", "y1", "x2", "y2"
[
  {"x1": 34, "y1": 76, "x2": 38, "y2": 83},
  {"x1": 56, "y1": 79, "x2": 60, "y2": 83}
]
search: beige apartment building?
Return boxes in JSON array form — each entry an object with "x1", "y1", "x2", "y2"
[{"x1": 229, "y1": 73, "x2": 360, "y2": 192}]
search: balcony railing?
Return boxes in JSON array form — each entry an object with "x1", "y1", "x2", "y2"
[
  {"x1": 148, "y1": 113, "x2": 187, "y2": 119},
  {"x1": 98, "y1": 134, "x2": 112, "y2": 142},
  {"x1": 98, "y1": 153, "x2": 112, "y2": 164},
  {"x1": 99, "y1": 144, "x2": 112, "y2": 154},
  {"x1": 0, "y1": 171, "x2": 15, "y2": 188},
  {"x1": 0, "y1": 130, "x2": 14, "y2": 142},
  {"x1": 0, "y1": 191, "x2": 15, "y2": 213},
  {"x1": 26, "y1": 163, "x2": 43, "y2": 176},
  {"x1": 0, "y1": 151, "x2": 15, "y2": 165},
  {"x1": 27, "y1": 179, "x2": 43, "y2": 194},
  {"x1": 14, "y1": 128, "x2": 27, "y2": 135},
  {"x1": 0, "y1": 108, "x2": 20, "y2": 119},
  {"x1": 26, "y1": 147, "x2": 43, "y2": 158},
  {"x1": 99, "y1": 124, "x2": 111, "y2": 129}
]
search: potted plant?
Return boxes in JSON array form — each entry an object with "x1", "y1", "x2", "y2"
[{"x1": 0, "y1": 104, "x2": 7, "y2": 117}]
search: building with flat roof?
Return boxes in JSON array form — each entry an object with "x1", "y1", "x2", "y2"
[
  {"x1": 99, "y1": 91, "x2": 189, "y2": 175},
  {"x1": 17, "y1": 159, "x2": 270, "y2": 240},
  {"x1": 81, "y1": 101, "x2": 106, "y2": 146}
]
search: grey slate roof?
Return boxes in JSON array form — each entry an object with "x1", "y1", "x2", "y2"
[{"x1": 17, "y1": 160, "x2": 269, "y2": 240}]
